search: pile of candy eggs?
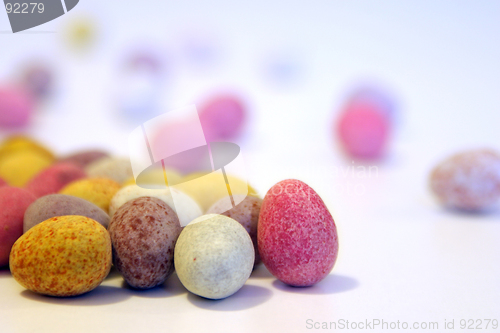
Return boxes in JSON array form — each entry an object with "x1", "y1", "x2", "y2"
[{"x1": 0, "y1": 135, "x2": 339, "y2": 300}]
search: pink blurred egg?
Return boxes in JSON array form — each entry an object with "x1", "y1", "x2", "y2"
[
  {"x1": 336, "y1": 105, "x2": 390, "y2": 160},
  {"x1": 150, "y1": 118, "x2": 211, "y2": 174},
  {"x1": 0, "y1": 86, "x2": 34, "y2": 128},
  {"x1": 199, "y1": 95, "x2": 246, "y2": 142},
  {"x1": 345, "y1": 85, "x2": 396, "y2": 121}
]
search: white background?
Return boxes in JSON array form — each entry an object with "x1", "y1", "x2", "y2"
[{"x1": 0, "y1": 1, "x2": 499, "y2": 332}]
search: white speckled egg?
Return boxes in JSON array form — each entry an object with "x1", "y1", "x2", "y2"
[
  {"x1": 174, "y1": 214, "x2": 254, "y2": 299},
  {"x1": 109, "y1": 185, "x2": 202, "y2": 226}
]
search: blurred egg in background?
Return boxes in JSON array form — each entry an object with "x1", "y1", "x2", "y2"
[
  {"x1": 335, "y1": 83, "x2": 397, "y2": 160},
  {"x1": 0, "y1": 86, "x2": 34, "y2": 128}
]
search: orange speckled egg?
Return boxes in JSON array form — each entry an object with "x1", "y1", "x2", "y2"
[{"x1": 9, "y1": 215, "x2": 112, "y2": 297}]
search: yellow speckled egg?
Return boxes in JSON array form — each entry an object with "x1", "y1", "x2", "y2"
[
  {"x1": 122, "y1": 167, "x2": 182, "y2": 188},
  {"x1": 0, "y1": 136, "x2": 55, "y2": 161},
  {"x1": 9, "y1": 215, "x2": 112, "y2": 297},
  {"x1": 0, "y1": 150, "x2": 53, "y2": 186},
  {"x1": 59, "y1": 178, "x2": 121, "y2": 212},
  {"x1": 173, "y1": 173, "x2": 259, "y2": 212}
]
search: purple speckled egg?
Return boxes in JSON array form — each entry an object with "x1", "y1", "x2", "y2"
[
  {"x1": 258, "y1": 179, "x2": 338, "y2": 287},
  {"x1": 0, "y1": 86, "x2": 34, "y2": 128}
]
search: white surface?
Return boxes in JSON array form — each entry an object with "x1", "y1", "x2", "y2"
[{"x1": 1, "y1": 1, "x2": 500, "y2": 332}]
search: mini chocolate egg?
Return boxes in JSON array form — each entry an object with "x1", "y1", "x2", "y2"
[
  {"x1": 258, "y1": 179, "x2": 339, "y2": 287},
  {"x1": 85, "y1": 157, "x2": 133, "y2": 185},
  {"x1": 0, "y1": 187, "x2": 36, "y2": 266},
  {"x1": 19, "y1": 63, "x2": 54, "y2": 101},
  {"x1": 206, "y1": 194, "x2": 262, "y2": 267},
  {"x1": 108, "y1": 197, "x2": 182, "y2": 289},
  {"x1": 59, "y1": 178, "x2": 121, "y2": 212},
  {"x1": 59, "y1": 150, "x2": 109, "y2": 168},
  {"x1": 198, "y1": 95, "x2": 246, "y2": 142},
  {"x1": 25, "y1": 162, "x2": 86, "y2": 198},
  {"x1": 173, "y1": 173, "x2": 258, "y2": 212},
  {"x1": 0, "y1": 150, "x2": 53, "y2": 187},
  {"x1": 24, "y1": 194, "x2": 110, "y2": 232},
  {"x1": 336, "y1": 106, "x2": 390, "y2": 160},
  {"x1": 430, "y1": 149, "x2": 500, "y2": 211},
  {"x1": 174, "y1": 214, "x2": 254, "y2": 299},
  {"x1": 0, "y1": 135, "x2": 54, "y2": 161},
  {"x1": 0, "y1": 86, "x2": 34, "y2": 128},
  {"x1": 109, "y1": 185, "x2": 202, "y2": 226},
  {"x1": 10, "y1": 215, "x2": 111, "y2": 297}
]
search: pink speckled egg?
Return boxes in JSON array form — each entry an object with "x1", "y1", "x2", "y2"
[
  {"x1": 336, "y1": 106, "x2": 390, "y2": 159},
  {"x1": 0, "y1": 86, "x2": 34, "y2": 128},
  {"x1": 258, "y1": 179, "x2": 338, "y2": 287},
  {"x1": 199, "y1": 95, "x2": 246, "y2": 142},
  {"x1": 25, "y1": 162, "x2": 86, "y2": 198},
  {"x1": 0, "y1": 186, "x2": 36, "y2": 266},
  {"x1": 430, "y1": 149, "x2": 500, "y2": 211}
]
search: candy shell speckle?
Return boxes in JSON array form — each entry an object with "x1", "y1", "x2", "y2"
[
  {"x1": 109, "y1": 185, "x2": 201, "y2": 226},
  {"x1": 258, "y1": 179, "x2": 338, "y2": 287},
  {"x1": 9, "y1": 215, "x2": 111, "y2": 297},
  {"x1": 108, "y1": 197, "x2": 182, "y2": 289},
  {"x1": 174, "y1": 214, "x2": 254, "y2": 299},
  {"x1": 430, "y1": 149, "x2": 500, "y2": 211}
]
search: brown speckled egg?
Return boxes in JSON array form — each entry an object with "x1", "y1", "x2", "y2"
[
  {"x1": 206, "y1": 194, "x2": 262, "y2": 267},
  {"x1": 430, "y1": 149, "x2": 500, "y2": 211},
  {"x1": 9, "y1": 215, "x2": 112, "y2": 297},
  {"x1": 108, "y1": 197, "x2": 182, "y2": 289}
]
